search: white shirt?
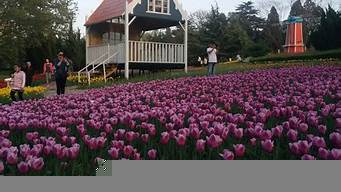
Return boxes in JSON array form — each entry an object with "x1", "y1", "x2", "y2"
[{"x1": 207, "y1": 48, "x2": 217, "y2": 63}]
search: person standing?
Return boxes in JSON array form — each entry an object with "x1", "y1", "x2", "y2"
[
  {"x1": 207, "y1": 43, "x2": 218, "y2": 76},
  {"x1": 25, "y1": 61, "x2": 34, "y2": 87},
  {"x1": 53, "y1": 52, "x2": 69, "y2": 95},
  {"x1": 43, "y1": 59, "x2": 54, "y2": 84},
  {"x1": 9, "y1": 65, "x2": 26, "y2": 102}
]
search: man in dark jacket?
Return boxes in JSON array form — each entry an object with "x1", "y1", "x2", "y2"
[
  {"x1": 25, "y1": 62, "x2": 34, "y2": 87},
  {"x1": 53, "y1": 52, "x2": 69, "y2": 95}
]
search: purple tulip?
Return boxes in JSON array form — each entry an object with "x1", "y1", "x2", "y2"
[
  {"x1": 0, "y1": 161, "x2": 4, "y2": 174},
  {"x1": 176, "y1": 134, "x2": 186, "y2": 146},
  {"x1": 6, "y1": 152, "x2": 18, "y2": 165},
  {"x1": 196, "y1": 139, "x2": 206, "y2": 153},
  {"x1": 272, "y1": 126, "x2": 283, "y2": 138},
  {"x1": 123, "y1": 145, "x2": 134, "y2": 158},
  {"x1": 30, "y1": 157, "x2": 44, "y2": 171},
  {"x1": 190, "y1": 128, "x2": 201, "y2": 140},
  {"x1": 318, "y1": 125, "x2": 327, "y2": 135},
  {"x1": 289, "y1": 143, "x2": 300, "y2": 156},
  {"x1": 108, "y1": 147, "x2": 120, "y2": 159},
  {"x1": 329, "y1": 132, "x2": 341, "y2": 148},
  {"x1": 206, "y1": 134, "x2": 223, "y2": 149},
  {"x1": 301, "y1": 154, "x2": 316, "y2": 160},
  {"x1": 220, "y1": 149, "x2": 234, "y2": 160},
  {"x1": 312, "y1": 137, "x2": 327, "y2": 149},
  {"x1": 318, "y1": 148, "x2": 330, "y2": 160},
  {"x1": 233, "y1": 144, "x2": 245, "y2": 158},
  {"x1": 141, "y1": 134, "x2": 150, "y2": 144},
  {"x1": 261, "y1": 140, "x2": 274, "y2": 153},
  {"x1": 298, "y1": 140, "x2": 311, "y2": 155},
  {"x1": 250, "y1": 138, "x2": 257, "y2": 147},
  {"x1": 233, "y1": 128, "x2": 244, "y2": 139},
  {"x1": 298, "y1": 123, "x2": 309, "y2": 133},
  {"x1": 287, "y1": 129, "x2": 298, "y2": 142},
  {"x1": 330, "y1": 149, "x2": 341, "y2": 160},
  {"x1": 147, "y1": 149, "x2": 157, "y2": 160},
  {"x1": 17, "y1": 161, "x2": 30, "y2": 174},
  {"x1": 160, "y1": 132, "x2": 170, "y2": 145}
]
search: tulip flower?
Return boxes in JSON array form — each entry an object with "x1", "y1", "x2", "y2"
[
  {"x1": 147, "y1": 149, "x2": 157, "y2": 160},
  {"x1": 220, "y1": 149, "x2": 234, "y2": 160},
  {"x1": 261, "y1": 140, "x2": 274, "y2": 153},
  {"x1": 233, "y1": 144, "x2": 246, "y2": 158},
  {"x1": 17, "y1": 161, "x2": 30, "y2": 174},
  {"x1": 196, "y1": 139, "x2": 206, "y2": 153},
  {"x1": 0, "y1": 161, "x2": 4, "y2": 174}
]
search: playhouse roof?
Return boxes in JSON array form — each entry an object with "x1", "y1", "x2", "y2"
[{"x1": 85, "y1": 0, "x2": 133, "y2": 26}]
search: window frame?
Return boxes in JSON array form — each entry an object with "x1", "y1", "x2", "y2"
[{"x1": 147, "y1": 0, "x2": 170, "y2": 15}]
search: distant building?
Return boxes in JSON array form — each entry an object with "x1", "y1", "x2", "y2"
[{"x1": 283, "y1": 16, "x2": 305, "y2": 54}]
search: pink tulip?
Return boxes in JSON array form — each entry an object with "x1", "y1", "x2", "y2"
[
  {"x1": 134, "y1": 152, "x2": 142, "y2": 160},
  {"x1": 147, "y1": 149, "x2": 157, "y2": 160},
  {"x1": 301, "y1": 154, "x2": 316, "y2": 160},
  {"x1": 61, "y1": 136, "x2": 68, "y2": 144},
  {"x1": 289, "y1": 117, "x2": 300, "y2": 129},
  {"x1": 196, "y1": 139, "x2": 206, "y2": 153},
  {"x1": 176, "y1": 134, "x2": 186, "y2": 146},
  {"x1": 6, "y1": 152, "x2": 18, "y2": 165},
  {"x1": 221, "y1": 128, "x2": 230, "y2": 140},
  {"x1": 329, "y1": 132, "x2": 341, "y2": 148},
  {"x1": 148, "y1": 125, "x2": 157, "y2": 137},
  {"x1": 30, "y1": 157, "x2": 44, "y2": 171},
  {"x1": 287, "y1": 129, "x2": 298, "y2": 142},
  {"x1": 318, "y1": 148, "x2": 330, "y2": 160},
  {"x1": 108, "y1": 147, "x2": 120, "y2": 159},
  {"x1": 0, "y1": 161, "x2": 4, "y2": 174},
  {"x1": 261, "y1": 140, "x2": 274, "y2": 153},
  {"x1": 17, "y1": 161, "x2": 30, "y2": 174},
  {"x1": 160, "y1": 132, "x2": 170, "y2": 145},
  {"x1": 233, "y1": 128, "x2": 244, "y2": 139},
  {"x1": 26, "y1": 132, "x2": 35, "y2": 141},
  {"x1": 220, "y1": 149, "x2": 234, "y2": 160},
  {"x1": 56, "y1": 127, "x2": 68, "y2": 136},
  {"x1": 330, "y1": 149, "x2": 341, "y2": 160},
  {"x1": 233, "y1": 144, "x2": 245, "y2": 158}
]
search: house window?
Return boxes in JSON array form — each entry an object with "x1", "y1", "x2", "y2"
[{"x1": 148, "y1": 0, "x2": 169, "y2": 14}]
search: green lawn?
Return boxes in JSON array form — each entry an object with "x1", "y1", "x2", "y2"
[{"x1": 76, "y1": 60, "x2": 341, "y2": 90}]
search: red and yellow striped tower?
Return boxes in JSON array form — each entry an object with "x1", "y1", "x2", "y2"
[{"x1": 284, "y1": 17, "x2": 305, "y2": 53}]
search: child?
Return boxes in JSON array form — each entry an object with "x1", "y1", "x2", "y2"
[{"x1": 9, "y1": 65, "x2": 26, "y2": 101}]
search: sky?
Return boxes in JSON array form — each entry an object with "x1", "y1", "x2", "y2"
[{"x1": 75, "y1": 0, "x2": 341, "y2": 34}]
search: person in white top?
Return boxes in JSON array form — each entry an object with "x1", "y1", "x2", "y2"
[
  {"x1": 207, "y1": 43, "x2": 218, "y2": 76},
  {"x1": 9, "y1": 64, "x2": 26, "y2": 101}
]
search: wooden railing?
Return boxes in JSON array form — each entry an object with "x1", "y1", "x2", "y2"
[{"x1": 129, "y1": 41, "x2": 185, "y2": 63}]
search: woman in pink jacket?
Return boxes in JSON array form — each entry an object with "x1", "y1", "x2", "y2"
[
  {"x1": 9, "y1": 64, "x2": 26, "y2": 101},
  {"x1": 43, "y1": 58, "x2": 54, "y2": 84}
]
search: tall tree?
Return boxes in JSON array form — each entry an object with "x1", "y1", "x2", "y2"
[
  {"x1": 235, "y1": 1, "x2": 266, "y2": 42},
  {"x1": 310, "y1": 6, "x2": 341, "y2": 50},
  {"x1": 290, "y1": 0, "x2": 304, "y2": 17},
  {"x1": 0, "y1": 0, "x2": 78, "y2": 69},
  {"x1": 263, "y1": 6, "x2": 283, "y2": 52},
  {"x1": 302, "y1": 0, "x2": 324, "y2": 48}
]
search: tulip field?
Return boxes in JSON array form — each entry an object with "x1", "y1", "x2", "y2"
[{"x1": 0, "y1": 66, "x2": 341, "y2": 175}]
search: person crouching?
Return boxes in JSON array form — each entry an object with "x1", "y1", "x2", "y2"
[{"x1": 9, "y1": 65, "x2": 26, "y2": 102}]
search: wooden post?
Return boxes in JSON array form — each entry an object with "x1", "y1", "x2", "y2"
[
  {"x1": 125, "y1": 0, "x2": 129, "y2": 79},
  {"x1": 184, "y1": 19, "x2": 188, "y2": 73}
]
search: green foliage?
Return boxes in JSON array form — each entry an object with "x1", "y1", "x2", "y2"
[
  {"x1": 0, "y1": 0, "x2": 82, "y2": 72},
  {"x1": 250, "y1": 49, "x2": 341, "y2": 63},
  {"x1": 310, "y1": 6, "x2": 341, "y2": 51}
]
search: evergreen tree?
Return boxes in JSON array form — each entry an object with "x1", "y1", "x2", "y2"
[
  {"x1": 264, "y1": 6, "x2": 283, "y2": 52},
  {"x1": 290, "y1": 0, "x2": 304, "y2": 17}
]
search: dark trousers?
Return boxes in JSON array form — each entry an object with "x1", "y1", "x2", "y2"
[
  {"x1": 56, "y1": 76, "x2": 67, "y2": 95},
  {"x1": 10, "y1": 90, "x2": 24, "y2": 101}
]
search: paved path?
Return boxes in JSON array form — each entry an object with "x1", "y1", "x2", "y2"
[{"x1": 43, "y1": 83, "x2": 84, "y2": 97}]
